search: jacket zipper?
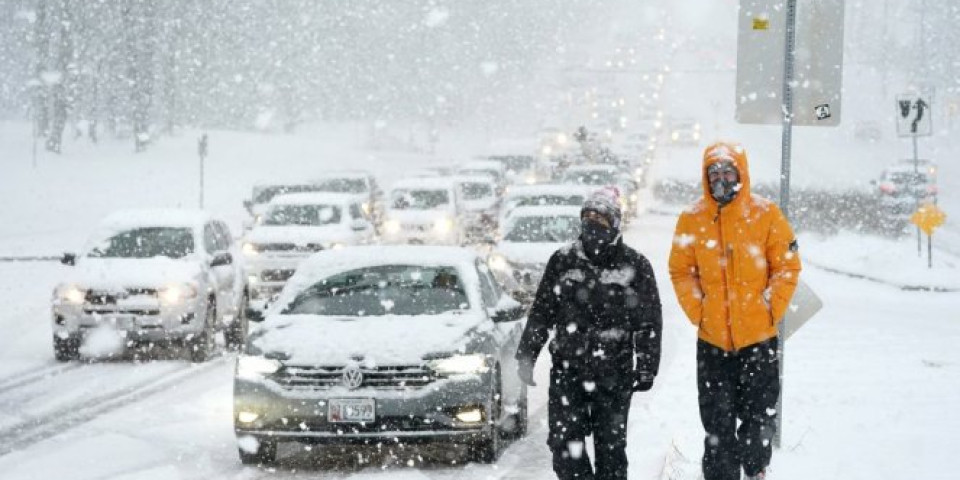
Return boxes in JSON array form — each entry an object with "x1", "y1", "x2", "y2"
[{"x1": 716, "y1": 206, "x2": 734, "y2": 351}]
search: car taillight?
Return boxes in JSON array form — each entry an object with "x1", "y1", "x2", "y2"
[
  {"x1": 879, "y1": 184, "x2": 896, "y2": 194},
  {"x1": 927, "y1": 185, "x2": 938, "y2": 195}
]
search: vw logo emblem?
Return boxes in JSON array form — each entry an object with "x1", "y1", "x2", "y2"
[{"x1": 342, "y1": 365, "x2": 363, "y2": 389}]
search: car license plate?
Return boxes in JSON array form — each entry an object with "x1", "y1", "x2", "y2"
[{"x1": 328, "y1": 398, "x2": 375, "y2": 423}]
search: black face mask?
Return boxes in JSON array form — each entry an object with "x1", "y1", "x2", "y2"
[
  {"x1": 581, "y1": 220, "x2": 618, "y2": 262},
  {"x1": 710, "y1": 178, "x2": 740, "y2": 206}
]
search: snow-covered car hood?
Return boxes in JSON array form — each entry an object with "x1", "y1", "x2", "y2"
[
  {"x1": 65, "y1": 257, "x2": 202, "y2": 290},
  {"x1": 495, "y1": 241, "x2": 564, "y2": 266},
  {"x1": 385, "y1": 209, "x2": 454, "y2": 225},
  {"x1": 245, "y1": 225, "x2": 354, "y2": 246},
  {"x1": 249, "y1": 311, "x2": 488, "y2": 365}
]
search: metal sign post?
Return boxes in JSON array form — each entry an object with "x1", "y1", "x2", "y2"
[
  {"x1": 198, "y1": 133, "x2": 208, "y2": 209},
  {"x1": 896, "y1": 93, "x2": 933, "y2": 257}
]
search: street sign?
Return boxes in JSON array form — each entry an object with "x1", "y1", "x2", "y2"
[
  {"x1": 910, "y1": 203, "x2": 946, "y2": 236},
  {"x1": 896, "y1": 94, "x2": 933, "y2": 137},
  {"x1": 781, "y1": 279, "x2": 823, "y2": 340},
  {"x1": 735, "y1": 0, "x2": 845, "y2": 126}
]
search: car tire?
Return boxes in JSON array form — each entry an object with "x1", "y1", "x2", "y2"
[
  {"x1": 512, "y1": 382, "x2": 529, "y2": 438},
  {"x1": 469, "y1": 368, "x2": 503, "y2": 463},
  {"x1": 188, "y1": 299, "x2": 216, "y2": 363},
  {"x1": 238, "y1": 437, "x2": 278, "y2": 466},
  {"x1": 53, "y1": 336, "x2": 79, "y2": 362},
  {"x1": 225, "y1": 294, "x2": 249, "y2": 352}
]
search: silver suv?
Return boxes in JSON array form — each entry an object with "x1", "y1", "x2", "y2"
[{"x1": 52, "y1": 209, "x2": 248, "y2": 362}]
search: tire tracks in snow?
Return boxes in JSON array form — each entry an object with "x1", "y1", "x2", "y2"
[
  {"x1": 0, "y1": 356, "x2": 228, "y2": 456},
  {"x1": 0, "y1": 363, "x2": 83, "y2": 396}
]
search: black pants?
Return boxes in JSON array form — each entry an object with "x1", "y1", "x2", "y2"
[
  {"x1": 547, "y1": 367, "x2": 633, "y2": 480},
  {"x1": 697, "y1": 337, "x2": 780, "y2": 480}
]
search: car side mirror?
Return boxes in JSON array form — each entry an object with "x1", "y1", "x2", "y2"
[
  {"x1": 61, "y1": 252, "x2": 77, "y2": 266},
  {"x1": 211, "y1": 252, "x2": 233, "y2": 267},
  {"x1": 243, "y1": 200, "x2": 253, "y2": 214},
  {"x1": 246, "y1": 307, "x2": 265, "y2": 322},
  {"x1": 489, "y1": 297, "x2": 526, "y2": 323},
  {"x1": 351, "y1": 219, "x2": 370, "y2": 231}
]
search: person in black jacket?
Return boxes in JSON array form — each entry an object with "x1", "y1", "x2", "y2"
[{"x1": 515, "y1": 186, "x2": 663, "y2": 480}]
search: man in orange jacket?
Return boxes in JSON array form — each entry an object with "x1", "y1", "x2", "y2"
[{"x1": 668, "y1": 142, "x2": 801, "y2": 480}]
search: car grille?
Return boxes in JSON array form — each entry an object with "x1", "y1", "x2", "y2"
[
  {"x1": 261, "y1": 269, "x2": 296, "y2": 282},
  {"x1": 85, "y1": 288, "x2": 158, "y2": 305},
  {"x1": 274, "y1": 365, "x2": 435, "y2": 391},
  {"x1": 258, "y1": 243, "x2": 325, "y2": 252}
]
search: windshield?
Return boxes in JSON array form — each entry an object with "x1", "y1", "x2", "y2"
[
  {"x1": 562, "y1": 170, "x2": 616, "y2": 186},
  {"x1": 516, "y1": 194, "x2": 584, "y2": 207},
  {"x1": 253, "y1": 185, "x2": 321, "y2": 204},
  {"x1": 504, "y1": 216, "x2": 581, "y2": 243},
  {"x1": 460, "y1": 182, "x2": 494, "y2": 200},
  {"x1": 282, "y1": 265, "x2": 470, "y2": 316},
  {"x1": 390, "y1": 189, "x2": 451, "y2": 210},
  {"x1": 263, "y1": 205, "x2": 341, "y2": 226},
  {"x1": 460, "y1": 169, "x2": 499, "y2": 180},
  {"x1": 87, "y1": 227, "x2": 194, "y2": 259},
  {"x1": 315, "y1": 178, "x2": 367, "y2": 193}
]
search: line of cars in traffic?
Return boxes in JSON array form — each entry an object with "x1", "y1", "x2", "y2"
[{"x1": 49, "y1": 144, "x2": 644, "y2": 466}]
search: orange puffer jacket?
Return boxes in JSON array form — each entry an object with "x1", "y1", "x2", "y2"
[{"x1": 668, "y1": 142, "x2": 802, "y2": 351}]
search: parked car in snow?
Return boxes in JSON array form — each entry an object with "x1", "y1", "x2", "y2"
[
  {"x1": 312, "y1": 170, "x2": 384, "y2": 228},
  {"x1": 449, "y1": 175, "x2": 501, "y2": 244},
  {"x1": 381, "y1": 177, "x2": 465, "y2": 245},
  {"x1": 560, "y1": 164, "x2": 621, "y2": 188},
  {"x1": 233, "y1": 246, "x2": 528, "y2": 465},
  {"x1": 241, "y1": 193, "x2": 378, "y2": 310},
  {"x1": 52, "y1": 209, "x2": 248, "y2": 362},
  {"x1": 487, "y1": 206, "x2": 582, "y2": 301},
  {"x1": 669, "y1": 118, "x2": 701, "y2": 146}
]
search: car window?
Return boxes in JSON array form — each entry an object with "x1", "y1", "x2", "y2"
[
  {"x1": 87, "y1": 227, "x2": 194, "y2": 259},
  {"x1": 214, "y1": 221, "x2": 232, "y2": 251},
  {"x1": 263, "y1": 205, "x2": 342, "y2": 226},
  {"x1": 281, "y1": 265, "x2": 470, "y2": 316},
  {"x1": 390, "y1": 189, "x2": 450, "y2": 210},
  {"x1": 504, "y1": 215, "x2": 581, "y2": 243},
  {"x1": 203, "y1": 224, "x2": 218, "y2": 254},
  {"x1": 349, "y1": 203, "x2": 364, "y2": 220}
]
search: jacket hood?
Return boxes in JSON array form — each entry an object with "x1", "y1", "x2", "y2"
[{"x1": 701, "y1": 141, "x2": 751, "y2": 210}]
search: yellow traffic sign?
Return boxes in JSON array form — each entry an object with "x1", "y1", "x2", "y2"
[{"x1": 911, "y1": 203, "x2": 947, "y2": 236}]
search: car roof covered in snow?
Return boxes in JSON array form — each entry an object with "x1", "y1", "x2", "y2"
[
  {"x1": 447, "y1": 174, "x2": 497, "y2": 186},
  {"x1": 458, "y1": 160, "x2": 505, "y2": 172},
  {"x1": 389, "y1": 177, "x2": 460, "y2": 191},
  {"x1": 505, "y1": 184, "x2": 593, "y2": 198},
  {"x1": 313, "y1": 170, "x2": 373, "y2": 181},
  {"x1": 268, "y1": 192, "x2": 360, "y2": 206},
  {"x1": 98, "y1": 209, "x2": 214, "y2": 232},
  {"x1": 506, "y1": 205, "x2": 582, "y2": 219},
  {"x1": 565, "y1": 164, "x2": 622, "y2": 174}
]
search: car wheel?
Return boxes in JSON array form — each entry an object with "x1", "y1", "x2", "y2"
[
  {"x1": 512, "y1": 382, "x2": 529, "y2": 438},
  {"x1": 469, "y1": 367, "x2": 503, "y2": 463},
  {"x1": 188, "y1": 299, "x2": 216, "y2": 363},
  {"x1": 53, "y1": 336, "x2": 79, "y2": 362},
  {"x1": 238, "y1": 437, "x2": 278, "y2": 466},
  {"x1": 225, "y1": 294, "x2": 249, "y2": 352}
]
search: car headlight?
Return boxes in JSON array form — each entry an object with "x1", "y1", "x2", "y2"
[
  {"x1": 55, "y1": 284, "x2": 86, "y2": 304},
  {"x1": 329, "y1": 242, "x2": 345, "y2": 250},
  {"x1": 541, "y1": 145, "x2": 553, "y2": 156},
  {"x1": 693, "y1": 131, "x2": 701, "y2": 141},
  {"x1": 159, "y1": 283, "x2": 198, "y2": 304},
  {"x1": 242, "y1": 242, "x2": 259, "y2": 256},
  {"x1": 434, "y1": 217, "x2": 454, "y2": 234},
  {"x1": 429, "y1": 354, "x2": 489, "y2": 375},
  {"x1": 557, "y1": 133, "x2": 568, "y2": 145},
  {"x1": 236, "y1": 355, "x2": 282, "y2": 380},
  {"x1": 630, "y1": 193, "x2": 639, "y2": 202},
  {"x1": 524, "y1": 175, "x2": 537, "y2": 185},
  {"x1": 488, "y1": 254, "x2": 510, "y2": 272},
  {"x1": 361, "y1": 202, "x2": 371, "y2": 214},
  {"x1": 634, "y1": 167, "x2": 644, "y2": 176},
  {"x1": 383, "y1": 219, "x2": 401, "y2": 235},
  {"x1": 672, "y1": 132, "x2": 680, "y2": 141}
]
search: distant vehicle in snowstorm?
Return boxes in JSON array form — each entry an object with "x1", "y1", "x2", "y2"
[
  {"x1": 52, "y1": 210, "x2": 248, "y2": 362},
  {"x1": 669, "y1": 118, "x2": 701, "y2": 146},
  {"x1": 381, "y1": 177, "x2": 465, "y2": 246},
  {"x1": 487, "y1": 154, "x2": 539, "y2": 185},
  {"x1": 243, "y1": 182, "x2": 326, "y2": 227},
  {"x1": 456, "y1": 160, "x2": 508, "y2": 195},
  {"x1": 487, "y1": 206, "x2": 582, "y2": 302},
  {"x1": 448, "y1": 175, "x2": 501, "y2": 244},
  {"x1": 241, "y1": 193, "x2": 378, "y2": 311},
  {"x1": 233, "y1": 246, "x2": 528, "y2": 465},
  {"x1": 311, "y1": 171, "x2": 385, "y2": 229},
  {"x1": 499, "y1": 184, "x2": 592, "y2": 228},
  {"x1": 875, "y1": 160, "x2": 938, "y2": 216}
]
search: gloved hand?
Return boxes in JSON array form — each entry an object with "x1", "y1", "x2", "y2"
[
  {"x1": 517, "y1": 358, "x2": 537, "y2": 387},
  {"x1": 632, "y1": 371, "x2": 655, "y2": 392}
]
